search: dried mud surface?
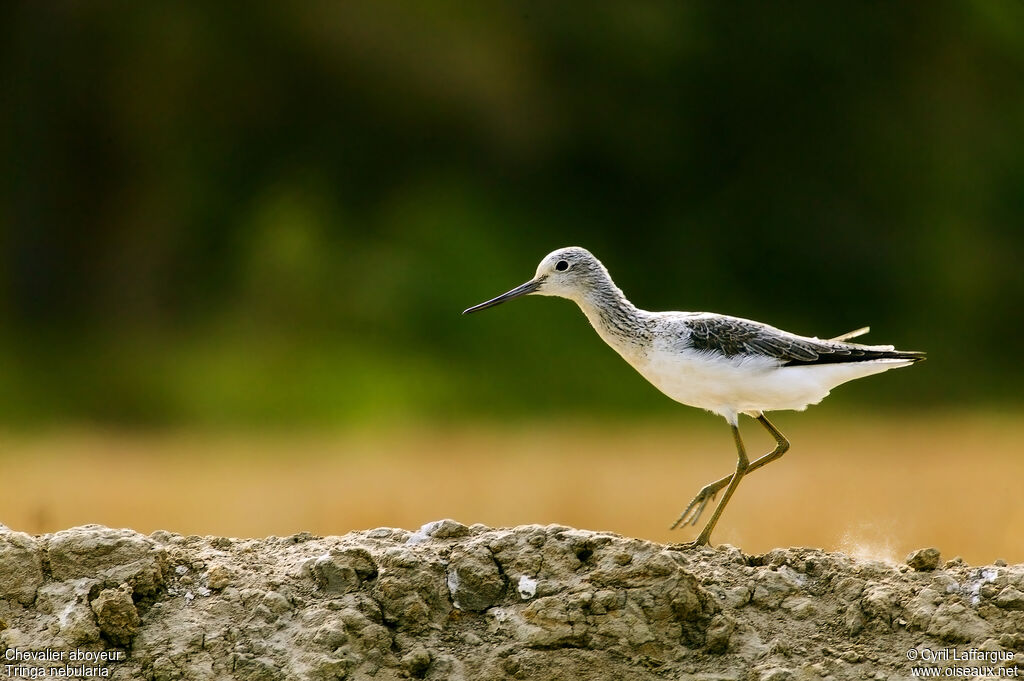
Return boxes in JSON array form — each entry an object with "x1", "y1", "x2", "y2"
[{"x1": 1, "y1": 522, "x2": 1022, "y2": 680}]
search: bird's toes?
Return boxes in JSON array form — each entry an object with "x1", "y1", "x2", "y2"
[{"x1": 670, "y1": 503, "x2": 699, "y2": 530}]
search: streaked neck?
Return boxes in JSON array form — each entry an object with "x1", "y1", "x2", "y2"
[{"x1": 574, "y1": 280, "x2": 651, "y2": 358}]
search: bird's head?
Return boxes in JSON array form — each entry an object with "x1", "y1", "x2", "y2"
[{"x1": 463, "y1": 246, "x2": 607, "y2": 314}]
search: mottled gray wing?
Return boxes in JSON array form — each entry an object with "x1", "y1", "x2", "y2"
[{"x1": 686, "y1": 316, "x2": 924, "y2": 366}]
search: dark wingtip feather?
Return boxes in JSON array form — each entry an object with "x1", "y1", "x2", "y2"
[{"x1": 784, "y1": 348, "x2": 926, "y2": 367}]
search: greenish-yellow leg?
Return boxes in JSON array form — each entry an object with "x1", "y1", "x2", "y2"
[
  {"x1": 671, "y1": 414, "x2": 790, "y2": 536},
  {"x1": 683, "y1": 424, "x2": 749, "y2": 546}
]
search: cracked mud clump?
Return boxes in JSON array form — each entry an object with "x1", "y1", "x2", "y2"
[{"x1": 0, "y1": 521, "x2": 1022, "y2": 680}]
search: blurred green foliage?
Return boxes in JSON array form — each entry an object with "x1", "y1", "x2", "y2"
[{"x1": 1, "y1": 2, "x2": 1022, "y2": 426}]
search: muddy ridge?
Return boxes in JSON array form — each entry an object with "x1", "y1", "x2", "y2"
[{"x1": 1, "y1": 522, "x2": 1022, "y2": 680}]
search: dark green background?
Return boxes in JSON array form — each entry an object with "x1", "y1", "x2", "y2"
[{"x1": 2, "y1": 2, "x2": 1022, "y2": 426}]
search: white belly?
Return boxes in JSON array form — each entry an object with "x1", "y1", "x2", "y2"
[{"x1": 629, "y1": 346, "x2": 913, "y2": 423}]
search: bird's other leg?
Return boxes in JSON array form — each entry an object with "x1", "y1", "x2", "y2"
[
  {"x1": 752, "y1": 414, "x2": 790, "y2": 471},
  {"x1": 686, "y1": 424, "x2": 749, "y2": 547},
  {"x1": 671, "y1": 414, "x2": 789, "y2": 530}
]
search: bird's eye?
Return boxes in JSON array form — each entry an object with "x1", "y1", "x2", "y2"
[{"x1": 555, "y1": 260, "x2": 570, "y2": 272}]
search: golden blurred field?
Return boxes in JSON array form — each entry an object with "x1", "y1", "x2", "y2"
[{"x1": 1, "y1": 411, "x2": 1021, "y2": 565}]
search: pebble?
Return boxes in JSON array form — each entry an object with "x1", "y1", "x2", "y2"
[{"x1": 906, "y1": 548, "x2": 941, "y2": 571}]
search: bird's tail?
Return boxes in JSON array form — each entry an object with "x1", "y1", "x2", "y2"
[{"x1": 827, "y1": 327, "x2": 926, "y2": 363}]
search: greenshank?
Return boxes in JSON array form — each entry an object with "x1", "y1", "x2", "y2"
[{"x1": 463, "y1": 246, "x2": 924, "y2": 546}]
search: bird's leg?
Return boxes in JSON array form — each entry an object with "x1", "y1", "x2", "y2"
[
  {"x1": 671, "y1": 414, "x2": 789, "y2": 530},
  {"x1": 683, "y1": 424, "x2": 750, "y2": 546},
  {"x1": 752, "y1": 413, "x2": 790, "y2": 470}
]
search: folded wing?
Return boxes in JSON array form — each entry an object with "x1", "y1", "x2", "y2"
[{"x1": 685, "y1": 315, "x2": 925, "y2": 366}]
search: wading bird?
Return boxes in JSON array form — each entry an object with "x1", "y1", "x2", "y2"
[{"x1": 463, "y1": 247, "x2": 924, "y2": 546}]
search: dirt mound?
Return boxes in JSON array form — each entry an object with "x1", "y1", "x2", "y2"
[{"x1": 1, "y1": 522, "x2": 1022, "y2": 680}]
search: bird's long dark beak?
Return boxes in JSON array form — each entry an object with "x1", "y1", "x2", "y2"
[{"x1": 463, "y1": 278, "x2": 543, "y2": 314}]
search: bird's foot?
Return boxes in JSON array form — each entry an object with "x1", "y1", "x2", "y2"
[
  {"x1": 669, "y1": 484, "x2": 719, "y2": 530},
  {"x1": 671, "y1": 536, "x2": 712, "y2": 551}
]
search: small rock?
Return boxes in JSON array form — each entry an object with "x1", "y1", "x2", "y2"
[
  {"x1": 705, "y1": 614, "x2": 735, "y2": 654},
  {"x1": 49, "y1": 526, "x2": 159, "y2": 580},
  {"x1": 233, "y1": 655, "x2": 283, "y2": 681},
  {"x1": 905, "y1": 588, "x2": 941, "y2": 630},
  {"x1": 751, "y1": 567, "x2": 803, "y2": 608},
  {"x1": 979, "y1": 637, "x2": 1004, "y2": 652},
  {"x1": 980, "y1": 583, "x2": 1001, "y2": 600},
  {"x1": 310, "y1": 548, "x2": 377, "y2": 595},
  {"x1": 401, "y1": 646, "x2": 431, "y2": 677},
  {"x1": 406, "y1": 519, "x2": 469, "y2": 544},
  {"x1": 759, "y1": 667, "x2": 794, "y2": 681},
  {"x1": 612, "y1": 551, "x2": 632, "y2": 566},
  {"x1": 312, "y1": 616, "x2": 348, "y2": 650},
  {"x1": 862, "y1": 585, "x2": 899, "y2": 626},
  {"x1": 447, "y1": 545, "x2": 505, "y2": 611},
  {"x1": 517, "y1": 596, "x2": 580, "y2": 647},
  {"x1": 428, "y1": 519, "x2": 470, "y2": 539},
  {"x1": 59, "y1": 602, "x2": 102, "y2": 644},
  {"x1": 516, "y1": 575, "x2": 538, "y2": 600},
  {"x1": 999, "y1": 632, "x2": 1024, "y2": 649},
  {"x1": 906, "y1": 548, "x2": 941, "y2": 571},
  {"x1": 926, "y1": 602, "x2": 991, "y2": 642},
  {"x1": 845, "y1": 602, "x2": 866, "y2": 636},
  {"x1": 780, "y1": 596, "x2": 816, "y2": 619},
  {"x1": 715, "y1": 585, "x2": 752, "y2": 609},
  {"x1": 834, "y1": 577, "x2": 866, "y2": 601},
  {"x1": 0, "y1": 530, "x2": 43, "y2": 606},
  {"x1": 307, "y1": 657, "x2": 350, "y2": 680},
  {"x1": 209, "y1": 536, "x2": 232, "y2": 550},
  {"x1": 207, "y1": 564, "x2": 233, "y2": 590},
  {"x1": 262, "y1": 591, "x2": 292, "y2": 615},
  {"x1": 90, "y1": 585, "x2": 140, "y2": 646},
  {"x1": 373, "y1": 549, "x2": 452, "y2": 633},
  {"x1": 994, "y1": 586, "x2": 1024, "y2": 610},
  {"x1": 152, "y1": 655, "x2": 180, "y2": 681},
  {"x1": 107, "y1": 557, "x2": 166, "y2": 601},
  {"x1": 931, "y1": 572, "x2": 959, "y2": 594}
]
